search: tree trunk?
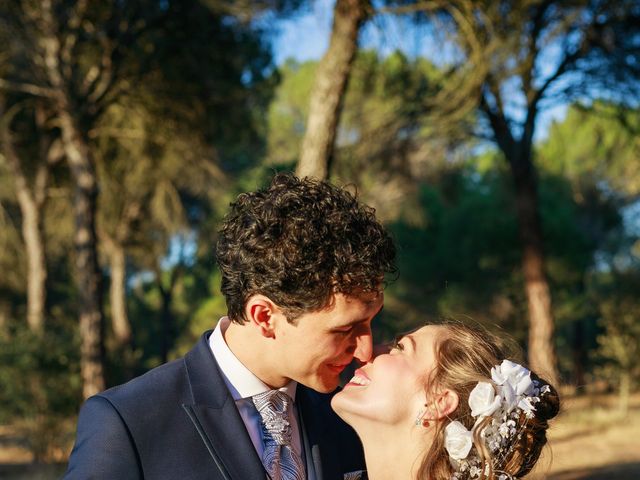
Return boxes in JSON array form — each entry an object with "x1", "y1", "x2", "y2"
[
  {"x1": 37, "y1": 0, "x2": 106, "y2": 398},
  {"x1": 572, "y1": 318, "x2": 586, "y2": 388},
  {"x1": 60, "y1": 109, "x2": 106, "y2": 399},
  {"x1": 296, "y1": 0, "x2": 370, "y2": 180},
  {"x1": 155, "y1": 264, "x2": 182, "y2": 364},
  {"x1": 619, "y1": 371, "x2": 630, "y2": 416},
  {"x1": 509, "y1": 153, "x2": 559, "y2": 385},
  {"x1": 21, "y1": 193, "x2": 47, "y2": 333},
  {"x1": 105, "y1": 238, "x2": 132, "y2": 346},
  {"x1": 0, "y1": 117, "x2": 47, "y2": 333},
  {"x1": 0, "y1": 300, "x2": 9, "y2": 331}
]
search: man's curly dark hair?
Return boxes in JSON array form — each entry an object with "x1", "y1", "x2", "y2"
[{"x1": 215, "y1": 173, "x2": 397, "y2": 324}]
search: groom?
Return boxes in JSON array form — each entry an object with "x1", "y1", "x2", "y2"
[{"x1": 64, "y1": 173, "x2": 396, "y2": 479}]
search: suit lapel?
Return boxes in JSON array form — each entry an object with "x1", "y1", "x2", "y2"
[{"x1": 183, "y1": 332, "x2": 265, "y2": 480}]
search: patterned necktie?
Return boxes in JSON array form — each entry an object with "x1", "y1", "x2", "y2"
[
  {"x1": 344, "y1": 471, "x2": 368, "y2": 480},
  {"x1": 252, "y1": 390, "x2": 306, "y2": 480}
]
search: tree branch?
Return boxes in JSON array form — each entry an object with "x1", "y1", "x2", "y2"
[
  {"x1": 375, "y1": 1, "x2": 444, "y2": 16},
  {"x1": 60, "y1": 0, "x2": 89, "y2": 74},
  {"x1": 0, "y1": 79, "x2": 56, "y2": 98},
  {"x1": 479, "y1": 86, "x2": 515, "y2": 158},
  {"x1": 522, "y1": 0, "x2": 555, "y2": 95}
]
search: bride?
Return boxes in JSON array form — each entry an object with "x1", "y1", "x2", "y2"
[{"x1": 331, "y1": 322, "x2": 559, "y2": 480}]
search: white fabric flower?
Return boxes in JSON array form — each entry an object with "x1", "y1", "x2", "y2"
[
  {"x1": 446, "y1": 361, "x2": 552, "y2": 480},
  {"x1": 444, "y1": 421, "x2": 474, "y2": 460},
  {"x1": 469, "y1": 382, "x2": 502, "y2": 418},
  {"x1": 519, "y1": 396, "x2": 537, "y2": 417},
  {"x1": 491, "y1": 360, "x2": 534, "y2": 395},
  {"x1": 498, "y1": 382, "x2": 518, "y2": 412}
]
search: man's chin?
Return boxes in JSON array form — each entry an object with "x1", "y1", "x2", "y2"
[{"x1": 307, "y1": 376, "x2": 339, "y2": 394}]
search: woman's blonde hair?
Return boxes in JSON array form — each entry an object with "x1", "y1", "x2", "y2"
[{"x1": 417, "y1": 322, "x2": 560, "y2": 480}]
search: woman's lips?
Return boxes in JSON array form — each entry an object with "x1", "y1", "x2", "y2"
[{"x1": 346, "y1": 368, "x2": 371, "y2": 387}]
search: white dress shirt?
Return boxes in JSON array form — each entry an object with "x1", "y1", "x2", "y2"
[{"x1": 209, "y1": 316, "x2": 311, "y2": 477}]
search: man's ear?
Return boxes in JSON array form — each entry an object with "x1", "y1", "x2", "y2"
[
  {"x1": 244, "y1": 295, "x2": 280, "y2": 338},
  {"x1": 430, "y1": 389, "x2": 459, "y2": 420}
]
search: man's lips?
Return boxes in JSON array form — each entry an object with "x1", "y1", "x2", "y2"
[
  {"x1": 326, "y1": 362, "x2": 350, "y2": 374},
  {"x1": 346, "y1": 368, "x2": 371, "y2": 387}
]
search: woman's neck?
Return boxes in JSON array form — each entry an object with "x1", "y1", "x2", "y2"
[{"x1": 357, "y1": 424, "x2": 430, "y2": 480}]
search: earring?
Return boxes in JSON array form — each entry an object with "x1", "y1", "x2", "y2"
[{"x1": 415, "y1": 403, "x2": 430, "y2": 426}]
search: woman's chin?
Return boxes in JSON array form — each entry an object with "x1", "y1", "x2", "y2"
[
  {"x1": 331, "y1": 390, "x2": 358, "y2": 423},
  {"x1": 331, "y1": 390, "x2": 375, "y2": 431},
  {"x1": 330, "y1": 390, "x2": 346, "y2": 416}
]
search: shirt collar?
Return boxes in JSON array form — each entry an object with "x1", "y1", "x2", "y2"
[{"x1": 209, "y1": 316, "x2": 297, "y2": 402}]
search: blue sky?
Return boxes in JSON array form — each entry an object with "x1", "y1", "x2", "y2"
[{"x1": 272, "y1": 1, "x2": 333, "y2": 65}]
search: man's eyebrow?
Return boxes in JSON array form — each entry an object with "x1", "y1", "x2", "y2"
[
  {"x1": 335, "y1": 317, "x2": 372, "y2": 329},
  {"x1": 333, "y1": 304, "x2": 384, "y2": 329},
  {"x1": 358, "y1": 304, "x2": 383, "y2": 323}
]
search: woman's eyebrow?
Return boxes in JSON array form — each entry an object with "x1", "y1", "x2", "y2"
[
  {"x1": 393, "y1": 334, "x2": 417, "y2": 353},
  {"x1": 405, "y1": 335, "x2": 417, "y2": 352}
]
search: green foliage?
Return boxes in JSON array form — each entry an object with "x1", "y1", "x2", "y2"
[
  {"x1": 383, "y1": 169, "x2": 520, "y2": 337},
  {"x1": 0, "y1": 159, "x2": 26, "y2": 297},
  {"x1": 264, "y1": 50, "x2": 472, "y2": 223},
  {"x1": 264, "y1": 59, "x2": 317, "y2": 168},
  {"x1": 0, "y1": 319, "x2": 81, "y2": 460},
  {"x1": 0, "y1": 0, "x2": 284, "y2": 459},
  {"x1": 597, "y1": 302, "x2": 640, "y2": 378},
  {"x1": 593, "y1": 273, "x2": 640, "y2": 413},
  {"x1": 265, "y1": 51, "x2": 449, "y2": 170},
  {"x1": 379, "y1": 163, "x2": 622, "y2": 379},
  {"x1": 539, "y1": 103, "x2": 640, "y2": 197},
  {"x1": 173, "y1": 272, "x2": 227, "y2": 357},
  {"x1": 0, "y1": 0, "x2": 639, "y2": 462}
]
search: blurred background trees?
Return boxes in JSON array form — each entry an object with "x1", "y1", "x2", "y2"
[{"x1": 0, "y1": 0, "x2": 639, "y2": 463}]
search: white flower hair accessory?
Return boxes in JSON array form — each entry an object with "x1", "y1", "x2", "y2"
[
  {"x1": 444, "y1": 421, "x2": 473, "y2": 460},
  {"x1": 443, "y1": 361, "x2": 551, "y2": 480}
]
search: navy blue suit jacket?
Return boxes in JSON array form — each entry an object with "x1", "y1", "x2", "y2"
[{"x1": 64, "y1": 331, "x2": 365, "y2": 479}]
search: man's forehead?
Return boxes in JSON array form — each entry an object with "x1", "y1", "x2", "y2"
[{"x1": 341, "y1": 288, "x2": 383, "y2": 304}]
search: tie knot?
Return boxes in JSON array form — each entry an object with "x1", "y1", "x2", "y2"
[
  {"x1": 253, "y1": 390, "x2": 290, "y2": 414},
  {"x1": 252, "y1": 390, "x2": 293, "y2": 445}
]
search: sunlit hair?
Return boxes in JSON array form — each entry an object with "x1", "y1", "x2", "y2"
[
  {"x1": 417, "y1": 322, "x2": 560, "y2": 480},
  {"x1": 215, "y1": 173, "x2": 396, "y2": 323}
]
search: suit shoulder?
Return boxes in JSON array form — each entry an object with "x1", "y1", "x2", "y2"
[
  {"x1": 100, "y1": 357, "x2": 190, "y2": 412},
  {"x1": 65, "y1": 395, "x2": 142, "y2": 479}
]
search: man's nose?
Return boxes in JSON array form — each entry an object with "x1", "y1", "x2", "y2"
[{"x1": 353, "y1": 328, "x2": 373, "y2": 363}]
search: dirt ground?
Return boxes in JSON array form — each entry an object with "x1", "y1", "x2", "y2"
[
  {"x1": 1, "y1": 393, "x2": 639, "y2": 479},
  {"x1": 530, "y1": 392, "x2": 640, "y2": 480}
]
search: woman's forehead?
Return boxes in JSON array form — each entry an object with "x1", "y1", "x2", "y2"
[{"x1": 411, "y1": 324, "x2": 446, "y2": 343}]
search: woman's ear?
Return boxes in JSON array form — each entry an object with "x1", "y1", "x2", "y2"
[
  {"x1": 244, "y1": 295, "x2": 279, "y2": 338},
  {"x1": 430, "y1": 389, "x2": 459, "y2": 420}
]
